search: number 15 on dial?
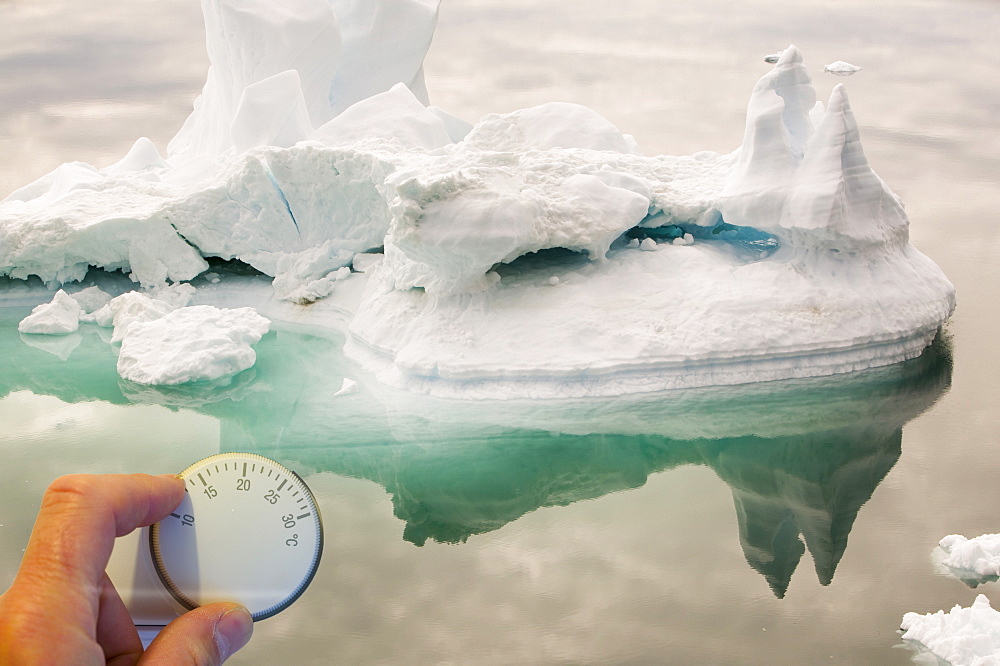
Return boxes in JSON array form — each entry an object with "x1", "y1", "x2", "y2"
[{"x1": 150, "y1": 453, "x2": 324, "y2": 621}]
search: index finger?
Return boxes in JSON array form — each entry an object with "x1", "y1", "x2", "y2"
[{"x1": 10, "y1": 474, "x2": 184, "y2": 625}]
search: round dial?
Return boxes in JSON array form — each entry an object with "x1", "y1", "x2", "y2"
[{"x1": 149, "y1": 453, "x2": 323, "y2": 621}]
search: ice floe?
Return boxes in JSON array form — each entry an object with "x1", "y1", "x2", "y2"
[
  {"x1": 901, "y1": 595, "x2": 1000, "y2": 665},
  {"x1": 17, "y1": 290, "x2": 83, "y2": 335},
  {"x1": 936, "y1": 534, "x2": 1000, "y2": 588},
  {"x1": 117, "y1": 305, "x2": 270, "y2": 385},
  {"x1": 0, "y1": 0, "x2": 954, "y2": 396}
]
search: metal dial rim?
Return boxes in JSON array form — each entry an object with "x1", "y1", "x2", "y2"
[{"x1": 149, "y1": 452, "x2": 324, "y2": 621}]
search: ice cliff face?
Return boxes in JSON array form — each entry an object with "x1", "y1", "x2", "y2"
[{"x1": 0, "y1": 0, "x2": 955, "y2": 397}]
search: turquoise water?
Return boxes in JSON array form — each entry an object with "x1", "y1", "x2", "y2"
[
  {"x1": 0, "y1": 308, "x2": 980, "y2": 663},
  {"x1": 2, "y1": 0, "x2": 1000, "y2": 662}
]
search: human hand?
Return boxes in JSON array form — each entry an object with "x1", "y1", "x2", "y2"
[{"x1": 0, "y1": 473, "x2": 254, "y2": 665}]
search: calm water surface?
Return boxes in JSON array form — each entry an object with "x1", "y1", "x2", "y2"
[{"x1": 1, "y1": 1, "x2": 999, "y2": 663}]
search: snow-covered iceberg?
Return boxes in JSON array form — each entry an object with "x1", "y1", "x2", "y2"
[{"x1": 0, "y1": 0, "x2": 954, "y2": 397}]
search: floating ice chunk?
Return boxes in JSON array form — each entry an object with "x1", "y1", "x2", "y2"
[
  {"x1": 640, "y1": 238, "x2": 657, "y2": 251},
  {"x1": 117, "y1": 305, "x2": 270, "y2": 385},
  {"x1": 939, "y1": 534, "x2": 1000, "y2": 583},
  {"x1": 333, "y1": 377, "x2": 358, "y2": 396},
  {"x1": 231, "y1": 70, "x2": 314, "y2": 152},
  {"x1": 311, "y1": 83, "x2": 451, "y2": 150},
  {"x1": 824, "y1": 61, "x2": 861, "y2": 76},
  {"x1": 548, "y1": 276, "x2": 560, "y2": 285},
  {"x1": 17, "y1": 290, "x2": 83, "y2": 335},
  {"x1": 462, "y1": 102, "x2": 640, "y2": 154},
  {"x1": 901, "y1": 595, "x2": 1000, "y2": 665}
]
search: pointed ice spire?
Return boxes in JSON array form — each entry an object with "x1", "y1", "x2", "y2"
[
  {"x1": 720, "y1": 45, "x2": 817, "y2": 230},
  {"x1": 781, "y1": 84, "x2": 909, "y2": 249}
]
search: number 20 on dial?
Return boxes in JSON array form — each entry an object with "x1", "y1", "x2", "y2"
[{"x1": 150, "y1": 453, "x2": 324, "y2": 621}]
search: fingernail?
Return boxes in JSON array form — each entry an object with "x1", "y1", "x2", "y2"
[{"x1": 215, "y1": 605, "x2": 254, "y2": 661}]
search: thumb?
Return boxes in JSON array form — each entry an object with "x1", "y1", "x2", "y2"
[{"x1": 139, "y1": 603, "x2": 253, "y2": 665}]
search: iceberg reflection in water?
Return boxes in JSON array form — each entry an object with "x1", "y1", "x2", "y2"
[{"x1": 0, "y1": 307, "x2": 951, "y2": 597}]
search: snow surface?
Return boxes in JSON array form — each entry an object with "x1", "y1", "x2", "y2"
[
  {"x1": 0, "y1": 0, "x2": 955, "y2": 398},
  {"x1": 901, "y1": 595, "x2": 1000, "y2": 665}
]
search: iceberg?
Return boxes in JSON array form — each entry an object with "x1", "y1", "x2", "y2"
[{"x1": 0, "y1": 0, "x2": 954, "y2": 397}]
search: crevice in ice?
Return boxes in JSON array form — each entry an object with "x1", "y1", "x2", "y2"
[
  {"x1": 492, "y1": 247, "x2": 591, "y2": 280},
  {"x1": 203, "y1": 256, "x2": 267, "y2": 276},
  {"x1": 261, "y1": 158, "x2": 300, "y2": 238}
]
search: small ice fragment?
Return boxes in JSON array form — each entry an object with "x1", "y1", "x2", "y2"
[
  {"x1": 334, "y1": 377, "x2": 359, "y2": 396},
  {"x1": 940, "y1": 533, "x2": 1000, "y2": 577},
  {"x1": 824, "y1": 61, "x2": 861, "y2": 76},
  {"x1": 149, "y1": 283, "x2": 196, "y2": 309},
  {"x1": 639, "y1": 238, "x2": 657, "y2": 251},
  {"x1": 901, "y1": 595, "x2": 1000, "y2": 665},
  {"x1": 683, "y1": 233, "x2": 694, "y2": 245},
  {"x1": 18, "y1": 290, "x2": 83, "y2": 335},
  {"x1": 117, "y1": 305, "x2": 270, "y2": 385},
  {"x1": 87, "y1": 304, "x2": 114, "y2": 328},
  {"x1": 203, "y1": 272, "x2": 221, "y2": 284},
  {"x1": 627, "y1": 238, "x2": 640, "y2": 249},
  {"x1": 764, "y1": 52, "x2": 782, "y2": 64},
  {"x1": 548, "y1": 276, "x2": 560, "y2": 285}
]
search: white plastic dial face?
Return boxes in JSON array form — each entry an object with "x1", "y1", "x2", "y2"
[{"x1": 150, "y1": 453, "x2": 323, "y2": 621}]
